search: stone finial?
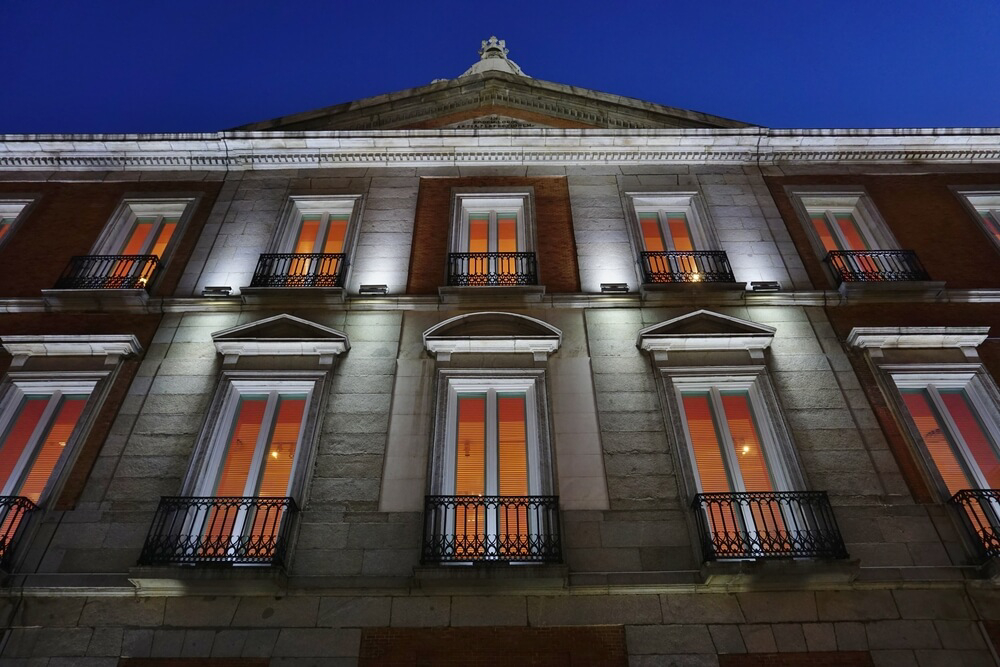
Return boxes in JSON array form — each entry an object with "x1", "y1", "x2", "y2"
[
  {"x1": 459, "y1": 36, "x2": 528, "y2": 78},
  {"x1": 479, "y1": 36, "x2": 509, "y2": 60}
]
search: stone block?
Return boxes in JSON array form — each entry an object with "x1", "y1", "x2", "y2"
[
  {"x1": 121, "y1": 629, "x2": 154, "y2": 658},
  {"x1": 708, "y1": 624, "x2": 746, "y2": 654},
  {"x1": 817, "y1": 590, "x2": 899, "y2": 621},
  {"x1": 801, "y1": 622, "x2": 836, "y2": 651},
  {"x1": 772, "y1": 623, "x2": 807, "y2": 652},
  {"x1": 737, "y1": 591, "x2": 817, "y2": 623},
  {"x1": 16, "y1": 597, "x2": 85, "y2": 626},
  {"x1": 33, "y1": 628, "x2": 93, "y2": 657},
  {"x1": 739, "y1": 625, "x2": 777, "y2": 653},
  {"x1": 150, "y1": 629, "x2": 185, "y2": 657},
  {"x1": 660, "y1": 593, "x2": 744, "y2": 624},
  {"x1": 271, "y1": 628, "x2": 361, "y2": 657},
  {"x1": 625, "y1": 624, "x2": 715, "y2": 654},
  {"x1": 318, "y1": 596, "x2": 391, "y2": 628},
  {"x1": 79, "y1": 598, "x2": 165, "y2": 627},
  {"x1": 162, "y1": 596, "x2": 240, "y2": 627},
  {"x1": 181, "y1": 630, "x2": 215, "y2": 657},
  {"x1": 892, "y1": 589, "x2": 973, "y2": 620},
  {"x1": 528, "y1": 594, "x2": 661, "y2": 625},
  {"x1": 241, "y1": 629, "x2": 280, "y2": 657},
  {"x1": 87, "y1": 628, "x2": 124, "y2": 657},
  {"x1": 390, "y1": 596, "x2": 450, "y2": 627},
  {"x1": 451, "y1": 596, "x2": 527, "y2": 626},
  {"x1": 866, "y1": 620, "x2": 941, "y2": 650},
  {"x1": 231, "y1": 596, "x2": 320, "y2": 627},
  {"x1": 932, "y1": 620, "x2": 986, "y2": 650},
  {"x1": 835, "y1": 621, "x2": 869, "y2": 650}
]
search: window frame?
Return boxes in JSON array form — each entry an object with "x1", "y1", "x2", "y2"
[
  {"x1": 270, "y1": 195, "x2": 364, "y2": 256},
  {"x1": 787, "y1": 188, "x2": 898, "y2": 258},
  {"x1": 429, "y1": 369, "x2": 554, "y2": 498},
  {"x1": 91, "y1": 197, "x2": 197, "y2": 262},
  {"x1": 885, "y1": 365, "x2": 1000, "y2": 499},
  {"x1": 182, "y1": 372, "x2": 327, "y2": 504},
  {"x1": 0, "y1": 198, "x2": 35, "y2": 252},
  {"x1": 0, "y1": 373, "x2": 105, "y2": 504},
  {"x1": 662, "y1": 366, "x2": 806, "y2": 499},
  {"x1": 954, "y1": 190, "x2": 1000, "y2": 255},
  {"x1": 625, "y1": 191, "x2": 718, "y2": 253},
  {"x1": 448, "y1": 188, "x2": 537, "y2": 255}
]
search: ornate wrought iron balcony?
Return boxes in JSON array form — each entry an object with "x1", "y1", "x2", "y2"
[
  {"x1": 447, "y1": 252, "x2": 538, "y2": 287},
  {"x1": 692, "y1": 491, "x2": 848, "y2": 560},
  {"x1": 138, "y1": 496, "x2": 298, "y2": 566},
  {"x1": 949, "y1": 489, "x2": 1000, "y2": 560},
  {"x1": 0, "y1": 496, "x2": 38, "y2": 571},
  {"x1": 249, "y1": 252, "x2": 346, "y2": 288},
  {"x1": 422, "y1": 495, "x2": 561, "y2": 563},
  {"x1": 824, "y1": 250, "x2": 930, "y2": 283},
  {"x1": 639, "y1": 251, "x2": 735, "y2": 284},
  {"x1": 54, "y1": 255, "x2": 159, "y2": 290}
]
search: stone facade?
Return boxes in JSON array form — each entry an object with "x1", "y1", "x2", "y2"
[{"x1": 1, "y1": 47, "x2": 1000, "y2": 667}]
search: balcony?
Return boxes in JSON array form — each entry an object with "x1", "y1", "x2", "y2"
[
  {"x1": 692, "y1": 491, "x2": 848, "y2": 561},
  {"x1": 0, "y1": 496, "x2": 38, "y2": 571},
  {"x1": 446, "y1": 252, "x2": 538, "y2": 287},
  {"x1": 639, "y1": 251, "x2": 735, "y2": 284},
  {"x1": 138, "y1": 496, "x2": 298, "y2": 567},
  {"x1": 824, "y1": 250, "x2": 930, "y2": 283},
  {"x1": 949, "y1": 489, "x2": 1000, "y2": 561},
  {"x1": 422, "y1": 495, "x2": 561, "y2": 564},
  {"x1": 249, "y1": 252, "x2": 346, "y2": 288},
  {"x1": 53, "y1": 255, "x2": 159, "y2": 290}
]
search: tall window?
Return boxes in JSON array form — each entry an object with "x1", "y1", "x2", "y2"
[
  {"x1": 0, "y1": 200, "x2": 32, "y2": 250},
  {"x1": 957, "y1": 192, "x2": 1000, "y2": 253},
  {"x1": 792, "y1": 192, "x2": 895, "y2": 254},
  {"x1": 447, "y1": 191, "x2": 536, "y2": 287},
  {"x1": 98, "y1": 199, "x2": 194, "y2": 260},
  {"x1": 0, "y1": 379, "x2": 97, "y2": 503}
]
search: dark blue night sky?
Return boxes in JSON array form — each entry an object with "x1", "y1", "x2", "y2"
[{"x1": 2, "y1": 0, "x2": 998, "y2": 133}]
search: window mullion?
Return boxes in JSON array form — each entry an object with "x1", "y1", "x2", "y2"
[
  {"x1": 7, "y1": 391, "x2": 63, "y2": 496},
  {"x1": 710, "y1": 388, "x2": 743, "y2": 493},
  {"x1": 243, "y1": 392, "x2": 279, "y2": 497},
  {"x1": 824, "y1": 210, "x2": 849, "y2": 250},
  {"x1": 486, "y1": 388, "x2": 498, "y2": 496},
  {"x1": 659, "y1": 210, "x2": 674, "y2": 251}
]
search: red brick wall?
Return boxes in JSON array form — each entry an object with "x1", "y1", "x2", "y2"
[
  {"x1": 764, "y1": 173, "x2": 1000, "y2": 290},
  {"x1": 359, "y1": 626, "x2": 627, "y2": 667},
  {"x1": 406, "y1": 177, "x2": 580, "y2": 294},
  {"x1": 0, "y1": 181, "x2": 221, "y2": 297},
  {"x1": 720, "y1": 652, "x2": 873, "y2": 667}
]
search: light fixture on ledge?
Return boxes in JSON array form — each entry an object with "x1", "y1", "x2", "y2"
[
  {"x1": 600, "y1": 283, "x2": 629, "y2": 294},
  {"x1": 359, "y1": 284, "x2": 389, "y2": 295},
  {"x1": 201, "y1": 286, "x2": 232, "y2": 297},
  {"x1": 749, "y1": 281, "x2": 781, "y2": 292}
]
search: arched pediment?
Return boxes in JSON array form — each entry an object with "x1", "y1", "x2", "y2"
[
  {"x1": 636, "y1": 309, "x2": 775, "y2": 356},
  {"x1": 423, "y1": 312, "x2": 562, "y2": 361},
  {"x1": 212, "y1": 314, "x2": 350, "y2": 363}
]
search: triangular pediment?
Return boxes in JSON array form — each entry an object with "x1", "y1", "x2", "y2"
[
  {"x1": 423, "y1": 311, "x2": 561, "y2": 361},
  {"x1": 233, "y1": 71, "x2": 751, "y2": 132},
  {"x1": 212, "y1": 314, "x2": 350, "y2": 359},
  {"x1": 637, "y1": 310, "x2": 775, "y2": 354}
]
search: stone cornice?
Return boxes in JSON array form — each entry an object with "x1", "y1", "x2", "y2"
[{"x1": 0, "y1": 129, "x2": 998, "y2": 170}]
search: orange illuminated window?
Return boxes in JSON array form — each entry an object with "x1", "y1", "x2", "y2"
[
  {"x1": 0, "y1": 385, "x2": 94, "y2": 504},
  {"x1": 0, "y1": 201, "x2": 31, "y2": 249},
  {"x1": 637, "y1": 210, "x2": 696, "y2": 252},
  {"x1": 456, "y1": 197, "x2": 528, "y2": 284},
  {"x1": 809, "y1": 210, "x2": 869, "y2": 252},
  {"x1": 0, "y1": 218, "x2": 15, "y2": 245},
  {"x1": 977, "y1": 209, "x2": 1000, "y2": 245}
]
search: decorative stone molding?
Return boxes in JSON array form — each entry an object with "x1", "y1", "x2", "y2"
[
  {"x1": 637, "y1": 309, "x2": 776, "y2": 360},
  {"x1": 423, "y1": 311, "x2": 562, "y2": 361},
  {"x1": 846, "y1": 326, "x2": 990, "y2": 358},
  {"x1": 0, "y1": 334, "x2": 142, "y2": 367},
  {"x1": 212, "y1": 313, "x2": 350, "y2": 366}
]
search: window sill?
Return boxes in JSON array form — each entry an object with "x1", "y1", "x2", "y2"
[
  {"x1": 40, "y1": 288, "x2": 150, "y2": 310},
  {"x1": 640, "y1": 281, "x2": 746, "y2": 303},
  {"x1": 836, "y1": 280, "x2": 945, "y2": 301},
  {"x1": 128, "y1": 564, "x2": 287, "y2": 595},
  {"x1": 699, "y1": 557, "x2": 860, "y2": 587},
  {"x1": 240, "y1": 286, "x2": 345, "y2": 306},
  {"x1": 438, "y1": 285, "x2": 546, "y2": 304},
  {"x1": 413, "y1": 563, "x2": 568, "y2": 593}
]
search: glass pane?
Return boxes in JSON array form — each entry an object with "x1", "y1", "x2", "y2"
[
  {"x1": 666, "y1": 213, "x2": 694, "y2": 251},
  {"x1": 834, "y1": 212, "x2": 868, "y2": 250},
  {"x1": 18, "y1": 396, "x2": 87, "y2": 503},
  {"x1": 294, "y1": 215, "x2": 322, "y2": 253},
  {"x1": 122, "y1": 219, "x2": 156, "y2": 255},
  {"x1": 256, "y1": 395, "x2": 307, "y2": 497},
  {"x1": 940, "y1": 389, "x2": 1000, "y2": 488},
  {"x1": 810, "y1": 214, "x2": 839, "y2": 252},
  {"x1": 980, "y1": 210, "x2": 1000, "y2": 243},
  {"x1": 497, "y1": 394, "x2": 528, "y2": 496},
  {"x1": 720, "y1": 392, "x2": 773, "y2": 492},
  {"x1": 455, "y1": 395, "x2": 486, "y2": 496},
  {"x1": 0, "y1": 396, "x2": 50, "y2": 492},
  {"x1": 212, "y1": 396, "x2": 268, "y2": 496},
  {"x1": 497, "y1": 213, "x2": 518, "y2": 254},
  {"x1": 901, "y1": 389, "x2": 972, "y2": 495},
  {"x1": 467, "y1": 214, "x2": 490, "y2": 253},
  {"x1": 639, "y1": 213, "x2": 665, "y2": 252},
  {"x1": 322, "y1": 215, "x2": 349, "y2": 254},
  {"x1": 149, "y1": 217, "x2": 178, "y2": 259},
  {"x1": 681, "y1": 392, "x2": 730, "y2": 493},
  {"x1": 0, "y1": 218, "x2": 13, "y2": 243}
]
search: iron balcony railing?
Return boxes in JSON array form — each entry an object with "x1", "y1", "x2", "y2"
[
  {"x1": 249, "y1": 252, "x2": 346, "y2": 288},
  {"x1": 639, "y1": 251, "x2": 735, "y2": 284},
  {"x1": 138, "y1": 496, "x2": 298, "y2": 566},
  {"x1": 54, "y1": 255, "x2": 159, "y2": 290},
  {"x1": 692, "y1": 491, "x2": 848, "y2": 561},
  {"x1": 0, "y1": 496, "x2": 38, "y2": 571},
  {"x1": 422, "y1": 495, "x2": 561, "y2": 563},
  {"x1": 824, "y1": 250, "x2": 930, "y2": 283},
  {"x1": 949, "y1": 489, "x2": 1000, "y2": 560},
  {"x1": 447, "y1": 252, "x2": 538, "y2": 287}
]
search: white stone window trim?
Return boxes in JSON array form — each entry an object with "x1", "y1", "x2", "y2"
[
  {"x1": 882, "y1": 365, "x2": 1000, "y2": 497},
  {"x1": 422, "y1": 312, "x2": 561, "y2": 362},
  {"x1": 954, "y1": 189, "x2": 1000, "y2": 254},
  {"x1": 448, "y1": 187, "x2": 537, "y2": 254},
  {"x1": 847, "y1": 326, "x2": 990, "y2": 360},
  {"x1": 0, "y1": 373, "x2": 106, "y2": 503},
  {"x1": 663, "y1": 366, "x2": 806, "y2": 497},
  {"x1": 787, "y1": 187, "x2": 899, "y2": 259},
  {"x1": 1, "y1": 334, "x2": 142, "y2": 368},
  {"x1": 91, "y1": 197, "x2": 197, "y2": 259},
  {"x1": 182, "y1": 371, "x2": 326, "y2": 504},
  {"x1": 636, "y1": 310, "x2": 775, "y2": 360},
  {"x1": 624, "y1": 190, "x2": 720, "y2": 252},
  {"x1": 269, "y1": 194, "x2": 364, "y2": 255},
  {"x1": 429, "y1": 369, "x2": 555, "y2": 497},
  {"x1": 0, "y1": 198, "x2": 34, "y2": 251},
  {"x1": 211, "y1": 313, "x2": 350, "y2": 367}
]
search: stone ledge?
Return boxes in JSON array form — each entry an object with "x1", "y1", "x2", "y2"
[
  {"x1": 240, "y1": 286, "x2": 346, "y2": 306},
  {"x1": 438, "y1": 285, "x2": 546, "y2": 304},
  {"x1": 640, "y1": 281, "x2": 746, "y2": 304},
  {"x1": 128, "y1": 564, "x2": 287, "y2": 595},
  {"x1": 699, "y1": 558, "x2": 861, "y2": 588},
  {"x1": 413, "y1": 563, "x2": 568, "y2": 593},
  {"x1": 836, "y1": 280, "x2": 946, "y2": 301},
  {"x1": 40, "y1": 288, "x2": 150, "y2": 311}
]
